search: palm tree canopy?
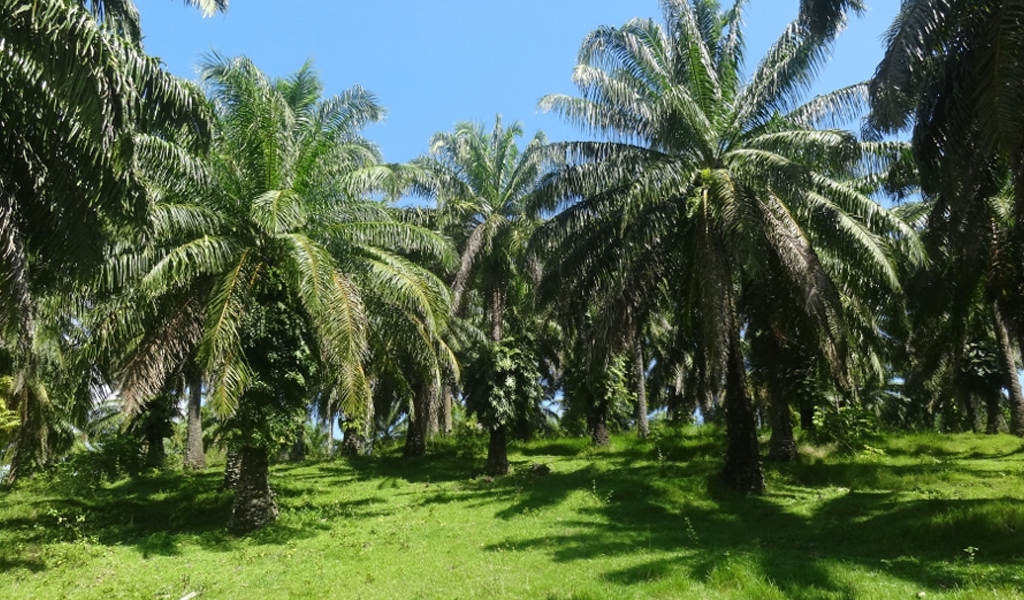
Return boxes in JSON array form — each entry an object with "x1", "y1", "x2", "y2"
[
  {"x1": 413, "y1": 116, "x2": 550, "y2": 340},
  {"x1": 104, "y1": 56, "x2": 454, "y2": 425},
  {"x1": 534, "y1": 0, "x2": 922, "y2": 394},
  {"x1": 0, "y1": 0, "x2": 210, "y2": 355}
]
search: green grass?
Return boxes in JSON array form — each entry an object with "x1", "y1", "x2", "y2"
[{"x1": 3, "y1": 428, "x2": 1024, "y2": 599}]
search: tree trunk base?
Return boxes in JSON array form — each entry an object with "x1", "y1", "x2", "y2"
[
  {"x1": 590, "y1": 421, "x2": 610, "y2": 447},
  {"x1": 768, "y1": 401, "x2": 796, "y2": 462},
  {"x1": 228, "y1": 446, "x2": 278, "y2": 535},
  {"x1": 485, "y1": 426, "x2": 509, "y2": 475},
  {"x1": 404, "y1": 420, "x2": 427, "y2": 457},
  {"x1": 986, "y1": 394, "x2": 1009, "y2": 434},
  {"x1": 722, "y1": 332, "x2": 765, "y2": 493},
  {"x1": 342, "y1": 427, "x2": 365, "y2": 457}
]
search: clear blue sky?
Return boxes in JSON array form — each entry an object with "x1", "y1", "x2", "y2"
[{"x1": 137, "y1": 0, "x2": 900, "y2": 164}]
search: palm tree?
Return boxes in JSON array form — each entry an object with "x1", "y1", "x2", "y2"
[
  {"x1": 0, "y1": 0, "x2": 215, "y2": 481},
  {"x1": 535, "y1": 0, "x2": 921, "y2": 491},
  {"x1": 105, "y1": 56, "x2": 452, "y2": 532},
  {"x1": 412, "y1": 117, "x2": 550, "y2": 474},
  {"x1": 870, "y1": 0, "x2": 1024, "y2": 433}
]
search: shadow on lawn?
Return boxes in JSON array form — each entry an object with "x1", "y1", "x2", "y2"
[
  {"x1": 482, "y1": 456, "x2": 1024, "y2": 598},
  {"x1": 0, "y1": 466, "x2": 335, "y2": 565}
]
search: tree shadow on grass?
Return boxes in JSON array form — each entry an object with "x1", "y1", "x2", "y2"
[
  {"x1": 482, "y1": 455, "x2": 1024, "y2": 598},
  {"x1": 344, "y1": 453, "x2": 480, "y2": 485},
  {"x1": 0, "y1": 467, "x2": 344, "y2": 563}
]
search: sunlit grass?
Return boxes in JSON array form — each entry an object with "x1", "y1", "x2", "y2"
[{"x1": 2, "y1": 427, "x2": 1023, "y2": 599}]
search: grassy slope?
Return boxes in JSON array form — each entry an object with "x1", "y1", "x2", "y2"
[{"x1": 1, "y1": 428, "x2": 1023, "y2": 600}]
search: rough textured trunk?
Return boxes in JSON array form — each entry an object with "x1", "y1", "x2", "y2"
[
  {"x1": 404, "y1": 387, "x2": 430, "y2": 457},
  {"x1": 721, "y1": 330, "x2": 765, "y2": 492},
  {"x1": 768, "y1": 396, "x2": 796, "y2": 461},
  {"x1": 426, "y1": 386, "x2": 440, "y2": 438},
  {"x1": 963, "y1": 390, "x2": 984, "y2": 434},
  {"x1": 227, "y1": 446, "x2": 278, "y2": 535},
  {"x1": 588, "y1": 402, "x2": 610, "y2": 447},
  {"x1": 993, "y1": 304, "x2": 1024, "y2": 436},
  {"x1": 184, "y1": 372, "x2": 206, "y2": 470},
  {"x1": 342, "y1": 426, "x2": 364, "y2": 457},
  {"x1": 986, "y1": 391, "x2": 1009, "y2": 434},
  {"x1": 491, "y1": 287, "x2": 504, "y2": 343},
  {"x1": 442, "y1": 385, "x2": 453, "y2": 435},
  {"x1": 145, "y1": 428, "x2": 165, "y2": 468},
  {"x1": 325, "y1": 415, "x2": 334, "y2": 457},
  {"x1": 223, "y1": 448, "x2": 242, "y2": 490},
  {"x1": 485, "y1": 425, "x2": 509, "y2": 475},
  {"x1": 404, "y1": 416, "x2": 426, "y2": 456},
  {"x1": 633, "y1": 340, "x2": 649, "y2": 439},
  {"x1": 6, "y1": 390, "x2": 30, "y2": 485}
]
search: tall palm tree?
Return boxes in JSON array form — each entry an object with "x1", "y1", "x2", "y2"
[
  {"x1": 412, "y1": 117, "x2": 550, "y2": 474},
  {"x1": 0, "y1": 0, "x2": 215, "y2": 481},
  {"x1": 535, "y1": 0, "x2": 921, "y2": 491},
  {"x1": 103, "y1": 56, "x2": 452, "y2": 532},
  {"x1": 870, "y1": 0, "x2": 1024, "y2": 434}
]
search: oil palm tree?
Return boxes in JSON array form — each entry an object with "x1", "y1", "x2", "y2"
[
  {"x1": 412, "y1": 117, "x2": 550, "y2": 474},
  {"x1": 871, "y1": 0, "x2": 1024, "y2": 434},
  {"x1": 0, "y1": 0, "x2": 215, "y2": 481},
  {"x1": 535, "y1": 0, "x2": 922, "y2": 491},
  {"x1": 102, "y1": 56, "x2": 452, "y2": 532}
]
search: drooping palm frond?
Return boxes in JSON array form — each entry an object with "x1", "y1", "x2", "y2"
[{"x1": 537, "y1": 0, "x2": 917, "y2": 490}]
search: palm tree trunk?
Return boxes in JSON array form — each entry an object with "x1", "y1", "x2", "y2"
[
  {"x1": 963, "y1": 390, "x2": 984, "y2": 434},
  {"x1": 426, "y1": 385, "x2": 440, "y2": 438},
  {"x1": 6, "y1": 389, "x2": 30, "y2": 485},
  {"x1": 442, "y1": 384, "x2": 453, "y2": 435},
  {"x1": 985, "y1": 391, "x2": 1009, "y2": 434},
  {"x1": 799, "y1": 398, "x2": 815, "y2": 431},
  {"x1": 227, "y1": 445, "x2": 278, "y2": 534},
  {"x1": 491, "y1": 287, "x2": 504, "y2": 343},
  {"x1": 721, "y1": 329, "x2": 765, "y2": 492},
  {"x1": 768, "y1": 396, "x2": 796, "y2": 461},
  {"x1": 342, "y1": 426, "x2": 364, "y2": 457},
  {"x1": 485, "y1": 424, "x2": 509, "y2": 475},
  {"x1": 145, "y1": 427, "x2": 166, "y2": 468},
  {"x1": 184, "y1": 371, "x2": 206, "y2": 470},
  {"x1": 588, "y1": 401, "x2": 610, "y2": 447},
  {"x1": 633, "y1": 340, "x2": 649, "y2": 439},
  {"x1": 404, "y1": 386, "x2": 430, "y2": 457},
  {"x1": 325, "y1": 414, "x2": 334, "y2": 457},
  {"x1": 223, "y1": 448, "x2": 242, "y2": 490},
  {"x1": 992, "y1": 303, "x2": 1024, "y2": 436}
]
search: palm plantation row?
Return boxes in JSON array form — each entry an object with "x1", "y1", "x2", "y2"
[{"x1": 4, "y1": 0, "x2": 1024, "y2": 534}]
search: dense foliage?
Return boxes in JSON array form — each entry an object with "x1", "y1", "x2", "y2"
[{"x1": 2, "y1": 0, "x2": 1024, "y2": 551}]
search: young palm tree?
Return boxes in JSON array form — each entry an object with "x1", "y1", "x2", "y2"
[
  {"x1": 104, "y1": 56, "x2": 453, "y2": 532},
  {"x1": 535, "y1": 0, "x2": 921, "y2": 491},
  {"x1": 413, "y1": 117, "x2": 550, "y2": 474}
]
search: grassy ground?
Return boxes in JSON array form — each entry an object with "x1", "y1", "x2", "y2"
[{"x1": 2, "y1": 427, "x2": 1024, "y2": 599}]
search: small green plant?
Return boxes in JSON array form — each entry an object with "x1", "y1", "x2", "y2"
[
  {"x1": 964, "y1": 546, "x2": 978, "y2": 564},
  {"x1": 684, "y1": 517, "x2": 699, "y2": 545},
  {"x1": 808, "y1": 404, "x2": 879, "y2": 450}
]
